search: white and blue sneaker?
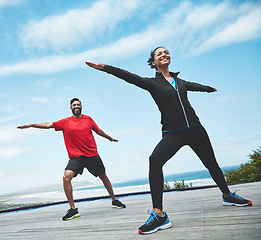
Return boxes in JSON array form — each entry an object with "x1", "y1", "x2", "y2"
[
  {"x1": 223, "y1": 190, "x2": 252, "y2": 207},
  {"x1": 138, "y1": 210, "x2": 172, "y2": 235}
]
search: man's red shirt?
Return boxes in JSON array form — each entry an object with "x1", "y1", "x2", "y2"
[{"x1": 53, "y1": 115, "x2": 100, "y2": 159}]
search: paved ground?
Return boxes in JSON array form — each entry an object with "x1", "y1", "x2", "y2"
[{"x1": 0, "y1": 182, "x2": 260, "y2": 240}]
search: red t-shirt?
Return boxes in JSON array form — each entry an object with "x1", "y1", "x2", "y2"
[{"x1": 53, "y1": 115, "x2": 100, "y2": 159}]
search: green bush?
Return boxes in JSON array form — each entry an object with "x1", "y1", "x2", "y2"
[
  {"x1": 173, "y1": 180, "x2": 192, "y2": 188},
  {"x1": 164, "y1": 182, "x2": 171, "y2": 190},
  {"x1": 224, "y1": 147, "x2": 261, "y2": 184},
  {"x1": 163, "y1": 180, "x2": 192, "y2": 190}
]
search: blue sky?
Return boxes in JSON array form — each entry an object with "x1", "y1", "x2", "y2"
[{"x1": 0, "y1": 0, "x2": 260, "y2": 195}]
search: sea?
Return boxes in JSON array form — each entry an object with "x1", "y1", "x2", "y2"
[{"x1": 4, "y1": 165, "x2": 240, "y2": 205}]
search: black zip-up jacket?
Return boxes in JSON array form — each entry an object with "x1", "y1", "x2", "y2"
[{"x1": 102, "y1": 65, "x2": 215, "y2": 132}]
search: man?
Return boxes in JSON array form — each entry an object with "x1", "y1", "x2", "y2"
[{"x1": 18, "y1": 97, "x2": 126, "y2": 221}]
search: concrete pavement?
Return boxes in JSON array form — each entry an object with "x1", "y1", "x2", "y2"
[{"x1": 0, "y1": 182, "x2": 260, "y2": 240}]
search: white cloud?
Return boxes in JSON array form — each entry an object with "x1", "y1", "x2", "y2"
[
  {"x1": 189, "y1": 3, "x2": 261, "y2": 56},
  {"x1": 0, "y1": 125, "x2": 53, "y2": 158},
  {"x1": 19, "y1": 0, "x2": 141, "y2": 52},
  {"x1": 0, "y1": 126, "x2": 35, "y2": 158},
  {"x1": 184, "y1": 2, "x2": 227, "y2": 28},
  {"x1": 0, "y1": 0, "x2": 22, "y2": 8},
  {"x1": 0, "y1": 1, "x2": 261, "y2": 78},
  {"x1": 0, "y1": 115, "x2": 24, "y2": 124},
  {"x1": 0, "y1": 100, "x2": 23, "y2": 114},
  {"x1": 0, "y1": 146, "x2": 31, "y2": 157},
  {"x1": 0, "y1": 125, "x2": 38, "y2": 144}
]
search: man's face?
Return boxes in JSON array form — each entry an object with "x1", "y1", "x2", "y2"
[{"x1": 70, "y1": 100, "x2": 82, "y2": 116}]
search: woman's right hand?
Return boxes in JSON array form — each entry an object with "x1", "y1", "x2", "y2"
[{"x1": 85, "y1": 62, "x2": 104, "y2": 70}]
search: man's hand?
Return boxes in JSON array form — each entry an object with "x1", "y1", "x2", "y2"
[
  {"x1": 85, "y1": 62, "x2": 104, "y2": 70},
  {"x1": 97, "y1": 129, "x2": 118, "y2": 142},
  {"x1": 17, "y1": 124, "x2": 32, "y2": 129},
  {"x1": 109, "y1": 137, "x2": 118, "y2": 142}
]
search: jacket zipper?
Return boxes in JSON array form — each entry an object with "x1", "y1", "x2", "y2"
[
  {"x1": 176, "y1": 87, "x2": 190, "y2": 127},
  {"x1": 163, "y1": 73, "x2": 190, "y2": 128}
]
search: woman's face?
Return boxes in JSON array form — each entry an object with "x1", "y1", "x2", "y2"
[{"x1": 152, "y1": 48, "x2": 171, "y2": 70}]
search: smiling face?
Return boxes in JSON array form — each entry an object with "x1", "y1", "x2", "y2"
[
  {"x1": 70, "y1": 100, "x2": 82, "y2": 117},
  {"x1": 152, "y1": 47, "x2": 171, "y2": 71}
]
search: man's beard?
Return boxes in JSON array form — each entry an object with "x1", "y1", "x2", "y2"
[{"x1": 72, "y1": 108, "x2": 82, "y2": 116}]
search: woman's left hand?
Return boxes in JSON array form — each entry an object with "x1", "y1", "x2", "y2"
[{"x1": 85, "y1": 62, "x2": 104, "y2": 70}]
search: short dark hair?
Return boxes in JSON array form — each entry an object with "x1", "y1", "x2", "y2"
[
  {"x1": 70, "y1": 98, "x2": 81, "y2": 106},
  {"x1": 147, "y1": 46, "x2": 167, "y2": 70}
]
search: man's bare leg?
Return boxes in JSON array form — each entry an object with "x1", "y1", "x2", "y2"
[
  {"x1": 99, "y1": 173, "x2": 116, "y2": 201},
  {"x1": 63, "y1": 170, "x2": 76, "y2": 209}
]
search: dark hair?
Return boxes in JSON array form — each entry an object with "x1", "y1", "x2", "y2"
[
  {"x1": 147, "y1": 46, "x2": 167, "y2": 70},
  {"x1": 70, "y1": 98, "x2": 81, "y2": 106}
]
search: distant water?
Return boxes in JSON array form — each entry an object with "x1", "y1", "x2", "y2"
[
  {"x1": 75, "y1": 165, "x2": 240, "y2": 192},
  {"x1": 4, "y1": 165, "x2": 240, "y2": 205}
]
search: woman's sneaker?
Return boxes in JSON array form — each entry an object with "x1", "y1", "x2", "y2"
[
  {"x1": 223, "y1": 190, "x2": 252, "y2": 206},
  {"x1": 62, "y1": 208, "x2": 80, "y2": 221},
  {"x1": 138, "y1": 210, "x2": 172, "y2": 235},
  {"x1": 112, "y1": 199, "x2": 126, "y2": 209}
]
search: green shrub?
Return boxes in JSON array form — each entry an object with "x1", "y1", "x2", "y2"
[
  {"x1": 164, "y1": 182, "x2": 171, "y2": 190},
  {"x1": 224, "y1": 147, "x2": 261, "y2": 184},
  {"x1": 173, "y1": 180, "x2": 192, "y2": 188},
  {"x1": 163, "y1": 180, "x2": 192, "y2": 190}
]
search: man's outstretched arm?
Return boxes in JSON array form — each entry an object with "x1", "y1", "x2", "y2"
[
  {"x1": 96, "y1": 129, "x2": 118, "y2": 142},
  {"x1": 17, "y1": 123, "x2": 54, "y2": 129}
]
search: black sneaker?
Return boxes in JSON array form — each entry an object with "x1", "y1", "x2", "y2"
[
  {"x1": 112, "y1": 199, "x2": 126, "y2": 209},
  {"x1": 138, "y1": 210, "x2": 172, "y2": 235},
  {"x1": 62, "y1": 208, "x2": 80, "y2": 221},
  {"x1": 223, "y1": 190, "x2": 252, "y2": 207}
]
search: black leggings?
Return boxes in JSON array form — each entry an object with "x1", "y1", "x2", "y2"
[{"x1": 149, "y1": 124, "x2": 230, "y2": 210}]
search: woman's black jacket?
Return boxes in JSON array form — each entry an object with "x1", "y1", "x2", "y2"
[{"x1": 102, "y1": 65, "x2": 215, "y2": 132}]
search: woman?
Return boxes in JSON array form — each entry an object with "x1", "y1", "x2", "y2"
[{"x1": 86, "y1": 47, "x2": 252, "y2": 235}]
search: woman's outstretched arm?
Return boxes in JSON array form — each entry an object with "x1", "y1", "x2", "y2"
[
  {"x1": 181, "y1": 79, "x2": 217, "y2": 93},
  {"x1": 85, "y1": 61, "x2": 151, "y2": 90},
  {"x1": 85, "y1": 62, "x2": 104, "y2": 70}
]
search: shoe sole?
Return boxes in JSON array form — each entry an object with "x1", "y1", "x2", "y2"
[
  {"x1": 138, "y1": 222, "x2": 172, "y2": 235},
  {"x1": 223, "y1": 201, "x2": 252, "y2": 207},
  {"x1": 112, "y1": 206, "x2": 126, "y2": 209},
  {"x1": 62, "y1": 213, "x2": 80, "y2": 221}
]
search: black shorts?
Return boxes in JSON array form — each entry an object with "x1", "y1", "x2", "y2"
[{"x1": 65, "y1": 155, "x2": 106, "y2": 177}]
